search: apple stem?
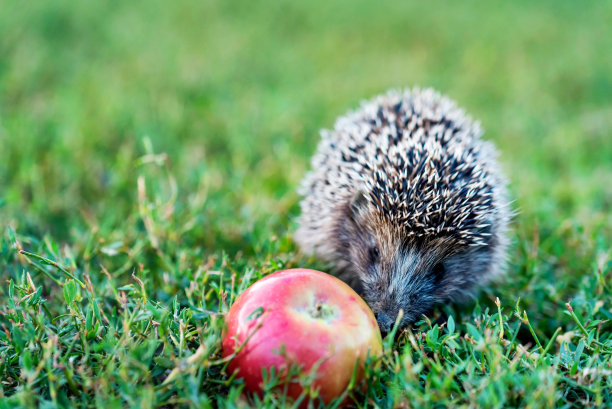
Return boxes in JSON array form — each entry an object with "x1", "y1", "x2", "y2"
[{"x1": 309, "y1": 301, "x2": 336, "y2": 320}]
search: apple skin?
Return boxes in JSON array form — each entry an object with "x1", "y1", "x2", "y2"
[{"x1": 222, "y1": 268, "x2": 382, "y2": 405}]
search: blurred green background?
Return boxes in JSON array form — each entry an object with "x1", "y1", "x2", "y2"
[{"x1": 2, "y1": 0, "x2": 611, "y2": 249}]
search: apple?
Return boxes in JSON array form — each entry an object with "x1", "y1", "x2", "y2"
[{"x1": 222, "y1": 268, "x2": 382, "y2": 405}]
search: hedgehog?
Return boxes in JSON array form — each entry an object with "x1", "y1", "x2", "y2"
[{"x1": 295, "y1": 88, "x2": 511, "y2": 332}]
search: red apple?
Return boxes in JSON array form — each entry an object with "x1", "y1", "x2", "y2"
[{"x1": 222, "y1": 268, "x2": 382, "y2": 405}]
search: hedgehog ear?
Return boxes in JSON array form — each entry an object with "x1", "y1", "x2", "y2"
[{"x1": 349, "y1": 190, "x2": 370, "y2": 223}]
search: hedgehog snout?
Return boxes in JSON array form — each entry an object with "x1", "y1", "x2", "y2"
[
  {"x1": 367, "y1": 287, "x2": 406, "y2": 332},
  {"x1": 375, "y1": 311, "x2": 394, "y2": 333},
  {"x1": 363, "y1": 258, "x2": 440, "y2": 329}
]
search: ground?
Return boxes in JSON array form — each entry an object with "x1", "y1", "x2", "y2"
[{"x1": 0, "y1": 1, "x2": 611, "y2": 408}]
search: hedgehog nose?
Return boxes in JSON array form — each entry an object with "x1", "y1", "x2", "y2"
[{"x1": 375, "y1": 311, "x2": 394, "y2": 333}]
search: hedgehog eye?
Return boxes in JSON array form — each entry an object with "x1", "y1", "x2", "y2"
[
  {"x1": 368, "y1": 247, "x2": 380, "y2": 264},
  {"x1": 431, "y1": 263, "x2": 445, "y2": 281}
]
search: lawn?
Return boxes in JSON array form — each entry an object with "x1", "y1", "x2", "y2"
[{"x1": 1, "y1": 0, "x2": 611, "y2": 407}]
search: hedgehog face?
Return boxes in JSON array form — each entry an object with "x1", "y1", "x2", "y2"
[
  {"x1": 339, "y1": 190, "x2": 495, "y2": 332},
  {"x1": 356, "y1": 241, "x2": 444, "y2": 331}
]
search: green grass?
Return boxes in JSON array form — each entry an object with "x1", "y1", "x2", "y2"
[{"x1": 1, "y1": 0, "x2": 611, "y2": 407}]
